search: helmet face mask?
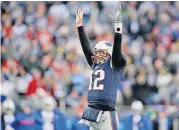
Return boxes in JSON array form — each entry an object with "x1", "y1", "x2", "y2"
[
  {"x1": 92, "y1": 49, "x2": 110, "y2": 64},
  {"x1": 92, "y1": 41, "x2": 113, "y2": 64}
]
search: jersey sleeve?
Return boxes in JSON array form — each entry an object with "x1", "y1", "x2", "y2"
[
  {"x1": 111, "y1": 33, "x2": 127, "y2": 69},
  {"x1": 77, "y1": 26, "x2": 93, "y2": 67}
]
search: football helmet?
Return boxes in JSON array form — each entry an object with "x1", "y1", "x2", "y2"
[
  {"x1": 131, "y1": 101, "x2": 144, "y2": 114},
  {"x1": 43, "y1": 96, "x2": 56, "y2": 111},
  {"x1": 92, "y1": 41, "x2": 113, "y2": 64},
  {"x1": 3, "y1": 99, "x2": 15, "y2": 114}
]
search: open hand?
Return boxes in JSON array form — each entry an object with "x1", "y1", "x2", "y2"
[{"x1": 76, "y1": 8, "x2": 84, "y2": 27}]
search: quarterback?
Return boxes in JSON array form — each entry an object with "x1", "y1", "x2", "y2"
[{"x1": 76, "y1": 5, "x2": 126, "y2": 130}]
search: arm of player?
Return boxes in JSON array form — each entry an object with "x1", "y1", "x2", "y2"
[
  {"x1": 112, "y1": 33, "x2": 126, "y2": 68},
  {"x1": 112, "y1": 6, "x2": 127, "y2": 69},
  {"x1": 76, "y1": 8, "x2": 93, "y2": 66}
]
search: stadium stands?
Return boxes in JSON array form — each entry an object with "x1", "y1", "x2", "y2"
[{"x1": 1, "y1": 1, "x2": 179, "y2": 130}]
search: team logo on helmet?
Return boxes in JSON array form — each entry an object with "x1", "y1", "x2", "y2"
[{"x1": 106, "y1": 42, "x2": 113, "y2": 47}]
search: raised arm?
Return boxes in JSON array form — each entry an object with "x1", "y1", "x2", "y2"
[
  {"x1": 112, "y1": 6, "x2": 126, "y2": 69},
  {"x1": 76, "y1": 8, "x2": 93, "y2": 66}
]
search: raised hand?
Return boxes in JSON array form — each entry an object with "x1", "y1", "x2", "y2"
[
  {"x1": 115, "y1": 4, "x2": 122, "y2": 23},
  {"x1": 76, "y1": 8, "x2": 84, "y2": 27},
  {"x1": 115, "y1": 4, "x2": 123, "y2": 33}
]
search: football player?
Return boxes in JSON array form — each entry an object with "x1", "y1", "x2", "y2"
[
  {"x1": 76, "y1": 5, "x2": 126, "y2": 130},
  {"x1": 120, "y1": 101, "x2": 153, "y2": 130}
]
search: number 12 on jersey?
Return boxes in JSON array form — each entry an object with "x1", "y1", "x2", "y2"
[{"x1": 89, "y1": 70, "x2": 105, "y2": 90}]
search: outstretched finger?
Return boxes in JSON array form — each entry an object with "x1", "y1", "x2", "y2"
[
  {"x1": 78, "y1": 8, "x2": 83, "y2": 14},
  {"x1": 76, "y1": 8, "x2": 79, "y2": 16}
]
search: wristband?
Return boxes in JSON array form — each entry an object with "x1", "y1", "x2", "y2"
[{"x1": 115, "y1": 22, "x2": 122, "y2": 33}]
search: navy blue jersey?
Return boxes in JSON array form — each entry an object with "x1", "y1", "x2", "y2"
[
  {"x1": 87, "y1": 58, "x2": 124, "y2": 109},
  {"x1": 77, "y1": 26, "x2": 126, "y2": 110}
]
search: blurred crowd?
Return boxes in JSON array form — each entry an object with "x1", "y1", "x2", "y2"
[{"x1": 1, "y1": 1, "x2": 179, "y2": 130}]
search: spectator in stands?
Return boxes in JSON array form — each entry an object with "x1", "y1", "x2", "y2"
[
  {"x1": 132, "y1": 73, "x2": 151, "y2": 104},
  {"x1": 11, "y1": 101, "x2": 43, "y2": 130},
  {"x1": 36, "y1": 96, "x2": 68, "y2": 130},
  {"x1": 120, "y1": 101, "x2": 153, "y2": 130},
  {"x1": 25, "y1": 68, "x2": 46, "y2": 96},
  {"x1": 16, "y1": 65, "x2": 32, "y2": 96}
]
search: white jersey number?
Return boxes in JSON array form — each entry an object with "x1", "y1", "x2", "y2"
[{"x1": 89, "y1": 70, "x2": 105, "y2": 90}]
